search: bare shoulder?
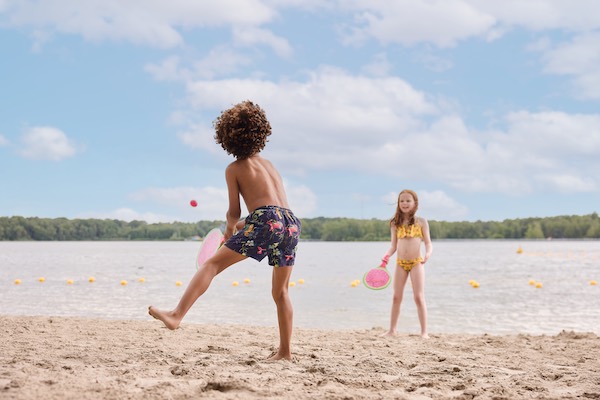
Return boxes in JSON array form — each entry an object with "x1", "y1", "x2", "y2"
[
  {"x1": 225, "y1": 160, "x2": 240, "y2": 179},
  {"x1": 252, "y1": 156, "x2": 282, "y2": 179},
  {"x1": 256, "y1": 156, "x2": 276, "y2": 170},
  {"x1": 416, "y1": 216, "x2": 429, "y2": 226},
  {"x1": 226, "y1": 159, "x2": 239, "y2": 170},
  {"x1": 226, "y1": 158, "x2": 248, "y2": 173}
]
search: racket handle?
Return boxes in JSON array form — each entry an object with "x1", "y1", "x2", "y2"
[{"x1": 380, "y1": 254, "x2": 390, "y2": 267}]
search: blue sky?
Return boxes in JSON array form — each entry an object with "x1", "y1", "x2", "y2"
[{"x1": 1, "y1": 1, "x2": 600, "y2": 223}]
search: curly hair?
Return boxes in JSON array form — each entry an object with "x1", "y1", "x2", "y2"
[
  {"x1": 213, "y1": 101, "x2": 272, "y2": 159},
  {"x1": 391, "y1": 189, "x2": 419, "y2": 227}
]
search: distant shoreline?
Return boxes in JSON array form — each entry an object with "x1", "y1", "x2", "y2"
[{"x1": 2, "y1": 213, "x2": 600, "y2": 241}]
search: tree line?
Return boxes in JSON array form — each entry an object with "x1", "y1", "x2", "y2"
[{"x1": 1, "y1": 213, "x2": 599, "y2": 241}]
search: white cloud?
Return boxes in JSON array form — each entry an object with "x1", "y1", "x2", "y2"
[
  {"x1": 503, "y1": 111, "x2": 600, "y2": 156},
  {"x1": 263, "y1": 0, "x2": 331, "y2": 10},
  {"x1": 145, "y1": 48, "x2": 253, "y2": 82},
  {"x1": 526, "y1": 36, "x2": 553, "y2": 53},
  {"x1": 232, "y1": 26, "x2": 293, "y2": 58},
  {"x1": 571, "y1": 71, "x2": 600, "y2": 100},
  {"x1": 122, "y1": 180, "x2": 317, "y2": 222},
  {"x1": 340, "y1": 0, "x2": 496, "y2": 48},
  {"x1": 0, "y1": 134, "x2": 8, "y2": 146},
  {"x1": 382, "y1": 111, "x2": 600, "y2": 194},
  {"x1": 412, "y1": 50, "x2": 454, "y2": 72},
  {"x1": 144, "y1": 56, "x2": 186, "y2": 82},
  {"x1": 536, "y1": 174, "x2": 597, "y2": 193},
  {"x1": 419, "y1": 190, "x2": 469, "y2": 221},
  {"x1": 539, "y1": 32, "x2": 600, "y2": 99},
  {"x1": 30, "y1": 29, "x2": 52, "y2": 52},
  {"x1": 129, "y1": 186, "x2": 228, "y2": 220},
  {"x1": 286, "y1": 182, "x2": 318, "y2": 218},
  {"x1": 335, "y1": 1, "x2": 600, "y2": 101},
  {"x1": 382, "y1": 189, "x2": 468, "y2": 222},
  {"x1": 177, "y1": 124, "x2": 221, "y2": 155},
  {"x1": 361, "y1": 52, "x2": 392, "y2": 77},
  {"x1": 182, "y1": 66, "x2": 437, "y2": 159},
  {"x1": 192, "y1": 47, "x2": 253, "y2": 79},
  {"x1": 1, "y1": 0, "x2": 276, "y2": 49},
  {"x1": 339, "y1": 1, "x2": 600, "y2": 48},
  {"x1": 9, "y1": 0, "x2": 597, "y2": 51},
  {"x1": 475, "y1": 0, "x2": 600, "y2": 32},
  {"x1": 175, "y1": 68, "x2": 600, "y2": 196},
  {"x1": 19, "y1": 126, "x2": 78, "y2": 161}
]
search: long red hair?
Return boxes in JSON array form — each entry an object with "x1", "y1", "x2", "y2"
[{"x1": 391, "y1": 189, "x2": 419, "y2": 227}]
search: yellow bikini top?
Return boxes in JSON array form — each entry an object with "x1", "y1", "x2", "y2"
[{"x1": 397, "y1": 223, "x2": 423, "y2": 239}]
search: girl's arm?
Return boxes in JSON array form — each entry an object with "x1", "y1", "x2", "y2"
[
  {"x1": 381, "y1": 224, "x2": 397, "y2": 267},
  {"x1": 421, "y1": 217, "x2": 433, "y2": 263}
]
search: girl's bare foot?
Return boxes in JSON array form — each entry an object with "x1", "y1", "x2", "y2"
[
  {"x1": 148, "y1": 306, "x2": 181, "y2": 330},
  {"x1": 266, "y1": 351, "x2": 292, "y2": 362},
  {"x1": 381, "y1": 330, "x2": 397, "y2": 337},
  {"x1": 421, "y1": 333, "x2": 430, "y2": 339}
]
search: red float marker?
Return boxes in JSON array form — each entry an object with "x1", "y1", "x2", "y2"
[{"x1": 190, "y1": 199, "x2": 198, "y2": 207}]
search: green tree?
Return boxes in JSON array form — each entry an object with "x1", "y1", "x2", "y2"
[
  {"x1": 2, "y1": 213, "x2": 600, "y2": 241},
  {"x1": 524, "y1": 221, "x2": 545, "y2": 239}
]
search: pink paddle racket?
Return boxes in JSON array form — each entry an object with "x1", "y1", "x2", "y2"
[
  {"x1": 196, "y1": 228, "x2": 224, "y2": 269},
  {"x1": 362, "y1": 266, "x2": 391, "y2": 290}
]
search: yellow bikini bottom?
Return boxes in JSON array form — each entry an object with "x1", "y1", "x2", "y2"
[{"x1": 397, "y1": 257, "x2": 424, "y2": 272}]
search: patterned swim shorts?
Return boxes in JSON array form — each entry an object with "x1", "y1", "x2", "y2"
[{"x1": 224, "y1": 206, "x2": 301, "y2": 267}]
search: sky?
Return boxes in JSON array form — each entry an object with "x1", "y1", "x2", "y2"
[{"x1": 1, "y1": 0, "x2": 600, "y2": 224}]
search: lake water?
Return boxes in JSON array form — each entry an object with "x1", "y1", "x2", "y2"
[{"x1": 1, "y1": 240, "x2": 599, "y2": 335}]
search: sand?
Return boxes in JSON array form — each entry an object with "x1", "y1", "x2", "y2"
[{"x1": 1, "y1": 315, "x2": 599, "y2": 400}]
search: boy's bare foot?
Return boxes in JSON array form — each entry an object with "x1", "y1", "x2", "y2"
[{"x1": 148, "y1": 306, "x2": 181, "y2": 330}]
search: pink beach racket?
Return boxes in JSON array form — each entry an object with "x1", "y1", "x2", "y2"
[
  {"x1": 196, "y1": 228, "x2": 224, "y2": 269},
  {"x1": 362, "y1": 266, "x2": 391, "y2": 290}
]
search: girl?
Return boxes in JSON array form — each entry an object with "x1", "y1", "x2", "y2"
[{"x1": 381, "y1": 189, "x2": 432, "y2": 338}]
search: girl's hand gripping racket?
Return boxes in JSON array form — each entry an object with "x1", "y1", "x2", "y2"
[{"x1": 362, "y1": 255, "x2": 392, "y2": 290}]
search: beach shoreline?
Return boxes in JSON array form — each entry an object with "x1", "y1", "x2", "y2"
[{"x1": 1, "y1": 315, "x2": 599, "y2": 399}]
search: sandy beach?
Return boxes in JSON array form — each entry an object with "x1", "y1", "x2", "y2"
[{"x1": 1, "y1": 315, "x2": 599, "y2": 400}]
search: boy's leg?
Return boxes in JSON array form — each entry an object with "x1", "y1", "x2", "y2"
[
  {"x1": 269, "y1": 265, "x2": 294, "y2": 361},
  {"x1": 149, "y1": 246, "x2": 246, "y2": 329}
]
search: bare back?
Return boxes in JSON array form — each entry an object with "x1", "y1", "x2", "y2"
[{"x1": 226, "y1": 155, "x2": 289, "y2": 218}]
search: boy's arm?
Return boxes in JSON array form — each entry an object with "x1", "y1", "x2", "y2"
[
  {"x1": 235, "y1": 219, "x2": 246, "y2": 232},
  {"x1": 224, "y1": 164, "x2": 242, "y2": 240},
  {"x1": 421, "y1": 218, "x2": 433, "y2": 263}
]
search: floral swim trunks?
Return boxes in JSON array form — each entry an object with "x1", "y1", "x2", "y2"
[{"x1": 224, "y1": 205, "x2": 301, "y2": 267}]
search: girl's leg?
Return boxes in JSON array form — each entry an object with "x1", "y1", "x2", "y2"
[
  {"x1": 409, "y1": 263, "x2": 429, "y2": 338},
  {"x1": 383, "y1": 267, "x2": 409, "y2": 336},
  {"x1": 148, "y1": 246, "x2": 246, "y2": 329},
  {"x1": 269, "y1": 266, "x2": 294, "y2": 361}
]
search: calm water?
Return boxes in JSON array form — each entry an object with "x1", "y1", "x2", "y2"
[{"x1": 1, "y1": 240, "x2": 599, "y2": 335}]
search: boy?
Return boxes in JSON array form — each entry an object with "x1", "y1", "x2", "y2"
[{"x1": 149, "y1": 101, "x2": 301, "y2": 361}]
